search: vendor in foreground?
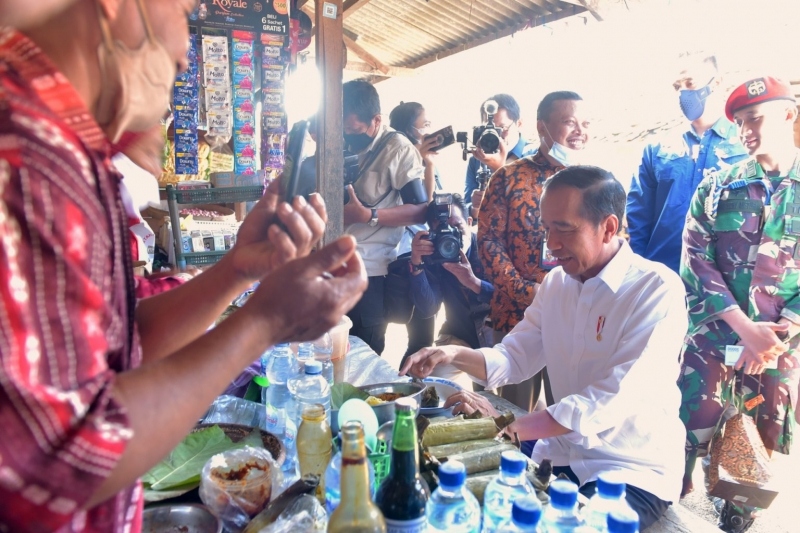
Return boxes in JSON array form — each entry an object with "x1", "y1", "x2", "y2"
[{"x1": 401, "y1": 166, "x2": 688, "y2": 530}]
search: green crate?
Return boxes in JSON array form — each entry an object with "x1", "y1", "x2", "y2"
[
  {"x1": 169, "y1": 185, "x2": 265, "y2": 205},
  {"x1": 183, "y1": 251, "x2": 227, "y2": 265},
  {"x1": 368, "y1": 438, "x2": 391, "y2": 486}
]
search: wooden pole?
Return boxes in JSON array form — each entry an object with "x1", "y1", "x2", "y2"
[{"x1": 314, "y1": 0, "x2": 344, "y2": 245}]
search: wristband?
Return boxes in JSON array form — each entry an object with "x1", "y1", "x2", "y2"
[{"x1": 409, "y1": 261, "x2": 425, "y2": 273}]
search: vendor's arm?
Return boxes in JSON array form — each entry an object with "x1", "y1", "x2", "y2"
[
  {"x1": 626, "y1": 145, "x2": 657, "y2": 256},
  {"x1": 477, "y1": 165, "x2": 540, "y2": 306}
]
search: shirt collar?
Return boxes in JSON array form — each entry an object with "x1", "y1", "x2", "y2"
[
  {"x1": 0, "y1": 28, "x2": 109, "y2": 153},
  {"x1": 584, "y1": 239, "x2": 632, "y2": 294},
  {"x1": 509, "y1": 134, "x2": 528, "y2": 159},
  {"x1": 689, "y1": 117, "x2": 736, "y2": 141}
]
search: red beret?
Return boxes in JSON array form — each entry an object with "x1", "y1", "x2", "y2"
[{"x1": 725, "y1": 76, "x2": 796, "y2": 121}]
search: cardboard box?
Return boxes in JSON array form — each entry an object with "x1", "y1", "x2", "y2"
[
  {"x1": 190, "y1": 230, "x2": 204, "y2": 252},
  {"x1": 212, "y1": 230, "x2": 225, "y2": 251},
  {"x1": 709, "y1": 465, "x2": 779, "y2": 509}
]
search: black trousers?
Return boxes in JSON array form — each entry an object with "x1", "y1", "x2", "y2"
[
  {"x1": 347, "y1": 276, "x2": 388, "y2": 355},
  {"x1": 404, "y1": 311, "x2": 435, "y2": 358}
]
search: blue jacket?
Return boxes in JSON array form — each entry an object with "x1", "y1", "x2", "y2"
[
  {"x1": 464, "y1": 135, "x2": 538, "y2": 208},
  {"x1": 627, "y1": 118, "x2": 747, "y2": 273}
]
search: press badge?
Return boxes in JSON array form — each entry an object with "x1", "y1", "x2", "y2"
[
  {"x1": 724, "y1": 345, "x2": 744, "y2": 366},
  {"x1": 540, "y1": 239, "x2": 558, "y2": 270}
]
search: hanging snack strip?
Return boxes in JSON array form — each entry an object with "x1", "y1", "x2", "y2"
[
  {"x1": 173, "y1": 30, "x2": 200, "y2": 177},
  {"x1": 203, "y1": 34, "x2": 233, "y2": 141},
  {"x1": 231, "y1": 30, "x2": 258, "y2": 178},
  {"x1": 261, "y1": 33, "x2": 288, "y2": 181}
]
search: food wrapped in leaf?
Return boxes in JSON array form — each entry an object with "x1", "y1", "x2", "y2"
[{"x1": 421, "y1": 385, "x2": 440, "y2": 408}]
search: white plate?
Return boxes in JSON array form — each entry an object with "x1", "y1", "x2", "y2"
[{"x1": 420, "y1": 377, "x2": 463, "y2": 417}]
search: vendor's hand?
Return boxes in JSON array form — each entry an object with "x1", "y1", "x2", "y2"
[
  {"x1": 417, "y1": 136, "x2": 440, "y2": 163},
  {"x1": 117, "y1": 126, "x2": 165, "y2": 176},
  {"x1": 442, "y1": 250, "x2": 481, "y2": 293},
  {"x1": 244, "y1": 236, "x2": 367, "y2": 344},
  {"x1": 735, "y1": 320, "x2": 788, "y2": 374},
  {"x1": 445, "y1": 390, "x2": 499, "y2": 417},
  {"x1": 399, "y1": 345, "x2": 460, "y2": 378},
  {"x1": 411, "y1": 230, "x2": 434, "y2": 266},
  {"x1": 344, "y1": 185, "x2": 371, "y2": 226},
  {"x1": 471, "y1": 189, "x2": 485, "y2": 212},
  {"x1": 474, "y1": 140, "x2": 508, "y2": 172},
  {"x1": 229, "y1": 180, "x2": 327, "y2": 283}
]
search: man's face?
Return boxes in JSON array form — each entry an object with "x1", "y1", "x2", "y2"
[
  {"x1": 538, "y1": 100, "x2": 590, "y2": 151},
  {"x1": 343, "y1": 113, "x2": 380, "y2": 136},
  {"x1": 733, "y1": 101, "x2": 796, "y2": 156},
  {"x1": 541, "y1": 186, "x2": 609, "y2": 281},
  {"x1": 672, "y1": 60, "x2": 716, "y2": 93}
]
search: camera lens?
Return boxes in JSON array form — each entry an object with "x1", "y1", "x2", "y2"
[
  {"x1": 478, "y1": 129, "x2": 501, "y2": 154},
  {"x1": 437, "y1": 234, "x2": 461, "y2": 261}
]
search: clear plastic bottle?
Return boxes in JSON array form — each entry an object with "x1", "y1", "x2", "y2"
[
  {"x1": 426, "y1": 460, "x2": 481, "y2": 533},
  {"x1": 264, "y1": 343, "x2": 297, "y2": 473},
  {"x1": 288, "y1": 360, "x2": 331, "y2": 429},
  {"x1": 312, "y1": 332, "x2": 334, "y2": 386},
  {"x1": 541, "y1": 479, "x2": 585, "y2": 532},
  {"x1": 496, "y1": 495, "x2": 543, "y2": 532},
  {"x1": 296, "y1": 342, "x2": 315, "y2": 375},
  {"x1": 259, "y1": 346, "x2": 272, "y2": 405},
  {"x1": 582, "y1": 474, "x2": 634, "y2": 531},
  {"x1": 324, "y1": 444, "x2": 376, "y2": 514},
  {"x1": 605, "y1": 508, "x2": 639, "y2": 533},
  {"x1": 482, "y1": 450, "x2": 535, "y2": 532},
  {"x1": 296, "y1": 403, "x2": 332, "y2": 505}
]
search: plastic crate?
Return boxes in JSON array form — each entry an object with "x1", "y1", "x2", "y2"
[
  {"x1": 182, "y1": 251, "x2": 227, "y2": 266},
  {"x1": 368, "y1": 438, "x2": 391, "y2": 486},
  {"x1": 169, "y1": 185, "x2": 265, "y2": 205}
]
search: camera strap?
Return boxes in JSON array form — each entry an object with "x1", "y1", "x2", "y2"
[{"x1": 351, "y1": 131, "x2": 402, "y2": 209}]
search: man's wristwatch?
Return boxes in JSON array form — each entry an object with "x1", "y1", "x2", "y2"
[
  {"x1": 368, "y1": 208, "x2": 378, "y2": 227},
  {"x1": 409, "y1": 261, "x2": 424, "y2": 273}
]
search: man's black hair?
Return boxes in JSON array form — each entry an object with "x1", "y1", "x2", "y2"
[
  {"x1": 481, "y1": 93, "x2": 521, "y2": 122},
  {"x1": 542, "y1": 165, "x2": 625, "y2": 225},
  {"x1": 536, "y1": 91, "x2": 583, "y2": 121},
  {"x1": 426, "y1": 193, "x2": 469, "y2": 225},
  {"x1": 343, "y1": 79, "x2": 381, "y2": 124},
  {"x1": 389, "y1": 101, "x2": 424, "y2": 142}
]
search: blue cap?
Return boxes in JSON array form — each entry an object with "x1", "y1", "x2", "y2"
[
  {"x1": 511, "y1": 496, "x2": 542, "y2": 527},
  {"x1": 500, "y1": 450, "x2": 526, "y2": 475},
  {"x1": 607, "y1": 509, "x2": 640, "y2": 533},
  {"x1": 305, "y1": 360, "x2": 323, "y2": 374},
  {"x1": 549, "y1": 479, "x2": 579, "y2": 509},
  {"x1": 275, "y1": 343, "x2": 290, "y2": 347},
  {"x1": 596, "y1": 473, "x2": 626, "y2": 498},
  {"x1": 438, "y1": 461, "x2": 466, "y2": 488}
]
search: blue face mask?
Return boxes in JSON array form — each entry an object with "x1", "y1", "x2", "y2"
[{"x1": 679, "y1": 79, "x2": 714, "y2": 121}]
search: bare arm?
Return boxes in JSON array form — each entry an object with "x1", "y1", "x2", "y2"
[
  {"x1": 0, "y1": 0, "x2": 76, "y2": 27},
  {"x1": 399, "y1": 344, "x2": 488, "y2": 381}
]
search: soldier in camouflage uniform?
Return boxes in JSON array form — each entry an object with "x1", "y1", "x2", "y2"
[{"x1": 679, "y1": 76, "x2": 800, "y2": 532}]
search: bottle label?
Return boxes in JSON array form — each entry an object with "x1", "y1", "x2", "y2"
[{"x1": 384, "y1": 517, "x2": 426, "y2": 533}]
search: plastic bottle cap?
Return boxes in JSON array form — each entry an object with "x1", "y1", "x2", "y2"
[
  {"x1": 607, "y1": 509, "x2": 640, "y2": 533},
  {"x1": 438, "y1": 460, "x2": 466, "y2": 488},
  {"x1": 596, "y1": 472, "x2": 626, "y2": 498},
  {"x1": 395, "y1": 396, "x2": 418, "y2": 411},
  {"x1": 305, "y1": 360, "x2": 323, "y2": 374},
  {"x1": 511, "y1": 495, "x2": 542, "y2": 526},
  {"x1": 275, "y1": 343, "x2": 290, "y2": 348},
  {"x1": 549, "y1": 479, "x2": 579, "y2": 509},
  {"x1": 499, "y1": 450, "x2": 526, "y2": 475}
]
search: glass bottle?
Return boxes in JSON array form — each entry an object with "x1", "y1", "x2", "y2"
[
  {"x1": 375, "y1": 398, "x2": 430, "y2": 533},
  {"x1": 328, "y1": 421, "x2": 386, "y2": 533},
  {"x1": 296, "y1": 403, "x2": 332, "y2": 505}
]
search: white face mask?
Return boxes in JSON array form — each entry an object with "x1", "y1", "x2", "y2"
[
  {"x1": 94, "y1": 0, "x2": 176, "y2": 143},
  {"x1": 412, "y1": 125, "x2": 430, "y2": 138},
  {"x1": 548, "y1": 141, "x2": 575, "y2": 167}
]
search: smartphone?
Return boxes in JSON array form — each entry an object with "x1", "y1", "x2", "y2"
[
  {"x1": 425, "y1": 125, "x2": 455, "y2": 152},
  {"x1": 281, "y1": 120, "x2": 310, "y2": 202}
]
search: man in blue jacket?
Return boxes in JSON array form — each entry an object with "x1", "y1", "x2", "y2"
[
  {"x1": 407, "y1": 193, "x2": 494, "y2": 388},
  {"x1": 627, "y1": 52, "x2": 747, "y2": 273}
]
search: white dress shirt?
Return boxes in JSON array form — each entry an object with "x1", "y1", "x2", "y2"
[{"x1": 479, "y1": 241, "x2": 688, "y2": 503}]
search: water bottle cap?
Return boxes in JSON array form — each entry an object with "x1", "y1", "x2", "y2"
[
  {"x1": 305, "y1": 360, "x2": 323, "y2": 374},
  {"x1": 549, "y1": 479, "x2": 579, "y2": 509},
  {"x1": 596, "y1": 472, "x2": 626, "y2": 498},
  {"x1": 275, "y1": 343, "x2": 290, "y2": 348},
  {"x1": 395, "y1": 397, "x2": 418, "y2": 412},
  {"x1": 607, "y1": 509, "x2": 640, "y2": 533},
  {"x1": 511, "y1": 495, "x2": 542, "y2": 526},
  {"x1": 438, "y1": 460, "x2": 466, "y2": 488},
  {"x1": 499, "y1": 450, "x2": 526, "y2": 474}
]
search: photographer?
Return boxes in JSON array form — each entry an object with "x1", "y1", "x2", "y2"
[
  {"x1": 407, "y1": 194, "x2": 494, "y2": 389},
  {"x1": 343, "y1": 81, "x2": 429, "y2": 355},
  {"x1": 464, "y1": 94, "x2": 537, "y2": 219}
]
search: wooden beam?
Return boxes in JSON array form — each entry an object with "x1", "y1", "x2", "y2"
[
  {"x1": 343, "y1": 34, "x2": 390, "y2": 75},
  {"x1": 315, "y1": 0, "x2": 344, "y2": 245},
  {"x1": 561, "y1": 0, "x2": 605, "y2": 20},
  {"x1": 345, "y1": 61, "x2": 416, "y2": 77},
  {"x1": 342, "y1": 0, "x2": 373, "y2": 20}
]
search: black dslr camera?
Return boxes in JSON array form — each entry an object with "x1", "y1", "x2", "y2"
[
  {"x1": 427, "y1": 193, "x2": 463, "y2": 264},
  {"x1": 456, "y1": 100, "x2": 503, "y2": 161}
]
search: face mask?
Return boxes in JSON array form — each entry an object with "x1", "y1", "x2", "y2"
[
  {"x1": 679, "y1": 79, "x2": 714, "y2": 122},
  {"x1": 412, "y1": 125, "x2": 429, "y2": 137},
  {"x1": 344, "y1": 132, "x2": 374, "y2": 153},
  {"x1": 94, "y1": 0, "x2": 176, "y2": 144},
  {"x1": 548, "y1": 141, "x2": 576, "y2": 167}
]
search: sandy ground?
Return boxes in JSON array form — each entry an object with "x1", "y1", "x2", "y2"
[{"x1": 381, "y1": 319, "x2": 799, "y2": 532}]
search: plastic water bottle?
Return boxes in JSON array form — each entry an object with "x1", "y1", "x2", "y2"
[
  {"x1": 259, "y1": 346, "x2": 272, "y2": 404},
  {"x1": 426, "y1": 460, "x2": 481, "y2": 533},
  {"x1": 605, "y1": 508, "x2": 639, "y2": 533},
  {"x1": 541, "y1": 479, "x2": 584, "y2": 532},
  {"x1": 312, "y1": 332, "x2": 334, "y2": 386},
  {"x1": 324, "y1": 443, "x2": 377, "y2": 513},
  {"x1": 496, "y1": 495, "x2": 543, "y2": 532},
  {"x1": 264, "y1": 343, "x2": 297, "y2": 472},
  {"x1": 288, "y1": 360, "x2": 331, "y2": 426},
  {"x1": 295, "y1": 342, "x2": 315, "y2": 375},
  {"x1": 482, "y1": 450, "x2": 535, "y2": 532},
  {"x1": 582, "y1": 474, "x2": 634, "y2": 530}
]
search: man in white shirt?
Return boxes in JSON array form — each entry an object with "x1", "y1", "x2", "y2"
[{"x1": 401, "y1": 166, "x2": 688, "y2": 529}]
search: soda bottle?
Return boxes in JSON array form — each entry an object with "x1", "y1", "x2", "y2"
[
  {"x1": 541, "y1": 479, "x2": 585, "y2": 532},
  {"x1": 582, "y1": 474, "x2": 634, "y2": 530},
  {"x1": 264, "y1": 343, "x2": 297, "y2": 473},
  {"x1": 426, "y1": 460, "x2": 481, "y2": 533},
  {"x1": 482, "y1": 450, "x2": 535, "y2": 532},
  {"x1": 375, "y1": 398, "x2": 430, "y2": 533},
  {"x1": 296, "y1": 403, "x2": 332, "y2": 505},
  {"x1": 605, "y1": 508, "x2": 639, "y2": 533},
  {"x1": 327, "y1": 421, "x2": 386, "y2": 533},
  {"x1": 496, "y1": 495, "x2": 543, "y2": 532}
]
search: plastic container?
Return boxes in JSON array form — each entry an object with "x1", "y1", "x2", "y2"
[
  {"x1": 482, "y1": 450, "x2": 535, "y2": 532},
  {"x1": 295, "y1": 342, "x2": 315, "y2": 376},
  {"x1": 264, "y1": 343, "x2": 298, "y2": 472},
  {"x1": 496, "y1": 495, "x2": 543, "y2": 532},
  {"x1": 296, "y1": 404, "x2": 332, "y2": 505},
  {"x1": 329, "y1": 315, "x2": 352, "y2": 383},
  {"x1": 312, "y1": 332, "x2": 334, "y2": 386},
  {"x1": 541, "y1": 479, "x2": 585, "y2": 532},
  {"x1": 426, "y1": 460, "x2": 481, "y2": 533},
  {"x1": 288, "y1": 360, "x2": 331, "y2": 428},
  {"x1": 582, "y1": 474, "x2": 634, "y2": 531},
  {"x1": 605, "y1": 508, "x2": 639, "y2": 533}
]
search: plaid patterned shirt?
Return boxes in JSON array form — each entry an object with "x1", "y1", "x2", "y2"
[{"x1": 0, "y1": 29, "x2": 141, "y2": 533}]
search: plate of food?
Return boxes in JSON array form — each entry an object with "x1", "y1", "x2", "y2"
[{"x1": 419, "y1": 377, "x2": 463, "y2": 418}]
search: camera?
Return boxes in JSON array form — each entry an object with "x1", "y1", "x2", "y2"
[
  {"x1": 427, "y1": 193, "x2": 463, "y2": 264},
  {"x1": 456, "y1": 100, "x2": 503, "y2": 161},
  {"x1": 298, "y1": 151, "x2": 361, "y2": 203}
]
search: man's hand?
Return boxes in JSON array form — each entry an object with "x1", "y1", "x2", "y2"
[
  {"x1": 344, "y1": 185, "x2": 372, "y2": 226},
  {"x1": 735, "y1": 320, "x2": 789, "y2": 374},
  {"x1": 442, "y1": 250, "x2": 481, "y2": 293},
  {"x1": 243, "y1": 236, "x2": 367, "y2": 344},
  {"x1": 444, "y1": 390, "x2": 499, "y2": 417},
  {"x1": 471, "y1": 189, "x2": 485, "y2": 211},
  {"x1": 474, "y1": 141, "x2": 508, "y2": 172},
  {"x1": 399, "y1": 345, "x2": 460, "y2": 378},
  {"x1": 411, "y1": 230, "x2": 434, "y2": 266},
  {"x1": 417, "y1": 136, "x2": 440, "y2": 164}
]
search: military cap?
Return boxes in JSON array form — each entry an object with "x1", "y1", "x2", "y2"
[{"x1": 725, "y1": 76, "x2": 796, "y2": 121}]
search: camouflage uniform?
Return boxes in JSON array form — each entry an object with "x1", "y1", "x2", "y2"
[{"x1": 679, "y1": 156, "x2": 800, "y2": 478}]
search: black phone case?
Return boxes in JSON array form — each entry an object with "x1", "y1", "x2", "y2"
[{"x1": 282, "y1": 120, "x2": 309, "y2": 202}]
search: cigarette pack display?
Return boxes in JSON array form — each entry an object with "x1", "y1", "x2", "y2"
[{"x1": 213, "y1": 231, "x2": 226, "y2": 251}]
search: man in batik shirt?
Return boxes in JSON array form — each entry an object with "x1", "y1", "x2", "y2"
[{"x1": 679, "y1": 76, "x2": 800, "y2": 532}]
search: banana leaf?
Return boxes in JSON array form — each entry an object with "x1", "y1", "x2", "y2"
[{"x1": 331, "y1": 383, "x2": 369, "y2": 409}]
